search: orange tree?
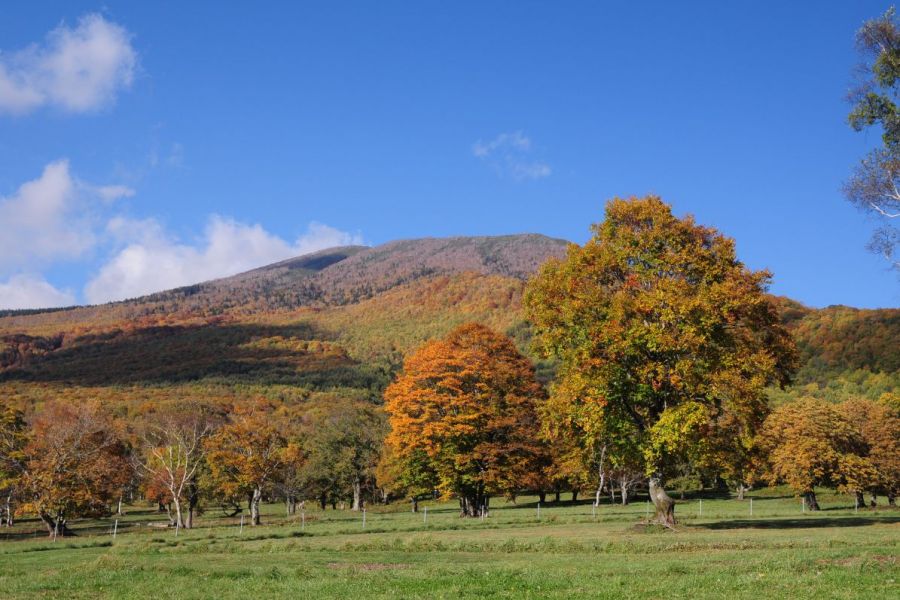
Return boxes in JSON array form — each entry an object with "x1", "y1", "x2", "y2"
[
  {"x1": 525, "y1": 196, "x2": 796, "y2": 526},
  {"x1": 22, "y1": 401, "x2": 132, "y2": 536},
  {"x1": 839, "y1": 397, "x2": 900, "y2": 506},
  {"x1": 383, "y1": 323, "x2": 546, "y2": 516},
  {"x1": 205, "y1": 402, "x2": 285, "y2": 525}
]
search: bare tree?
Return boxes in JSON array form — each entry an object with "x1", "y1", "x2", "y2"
[{"x1": 134, "y1": 407, "x2": 213, "y2": 530}]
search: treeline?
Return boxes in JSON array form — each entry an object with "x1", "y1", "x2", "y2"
[
  {"x1": 0, "y1": 396, "x2": 386, "y2": 535},
  {"x1": 0, "y1": 324, "x2": 896, "y2": 537}
]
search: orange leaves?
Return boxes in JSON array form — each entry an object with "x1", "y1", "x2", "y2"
[
  {"x1": 23, "y1": 400, "x2": 131, "y2": 522},
  {"x1": 384, "y1": 323, "x2": 545, "y2": 500},
  {"x1": 758, "y1": 398, "x2": 873, "y2": 495}
]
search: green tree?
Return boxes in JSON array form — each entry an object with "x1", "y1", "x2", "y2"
[
  {"x1": 845, "y1": 7, "x2": 900, "y2": 269},
  {"x1": 525, "y1": 196, "x2": 796, "y2": 526},
  {"x1": 301, "y1": 399, "x2": 385, "y2": 511}
]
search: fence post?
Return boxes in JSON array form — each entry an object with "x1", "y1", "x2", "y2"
[
  {"x1": 113, "y1": 519, "x2": 118, "y2": 540},
  {"x1": 699, "y1": 499, "x2": 702, "y2": 518},
  {"x1": 749, "y1": 498, "x2": 753, "y2": 517},
  {"x1": 362, "y1": 509, "x2": 366, "y2": 528},
  {"x1": 240, "y1": 514, "x2": 244, "y2": 535},
  {"x1": 423, "y1": 506, "x2": 427, "y2": 523},
  {"x1": 537, "y1": 502, "x2": 540, "y2": 520}
]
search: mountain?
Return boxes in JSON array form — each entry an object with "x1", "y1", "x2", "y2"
[{"x1": 0, "y1": 234, "x2": 896, "y2": 412}]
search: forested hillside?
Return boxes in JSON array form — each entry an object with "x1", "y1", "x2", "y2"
[{"x1": 0, "y1": 234, "x2": 896, "y2": 413}]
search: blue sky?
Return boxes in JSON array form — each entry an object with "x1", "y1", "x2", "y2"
[{"x1": 0, "y1": 1, "x2": 897, "y2": 309}]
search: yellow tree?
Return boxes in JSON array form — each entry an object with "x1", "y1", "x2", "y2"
[
  {"x1": 0, "y1": 403, "x2": 27, "y2": 526},
  {"x1": 384, "y1": 323, "x2": 546, "y2": 516},
  {"x1": 758, "y1": 398, "x2": 875, "y2": 510},
  {"x1": 205, "y1": 402, "x2": 285, "y2": 525},
  {"x1": 840, "y1": 397, "x2": 900, "y2": 506},
  {"x1": 525, "y1": 196, "x2": 796, "y2": 526}
]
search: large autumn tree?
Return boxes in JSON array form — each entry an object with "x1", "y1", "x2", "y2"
[
  {"x1": 525, "y1": 196, "x2": 796, "y2": 526},
  {"x1": 384, "y1": 323, "x2": 546, "y2": 516}
]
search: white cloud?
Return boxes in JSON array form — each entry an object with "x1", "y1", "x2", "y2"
[
  {"x1": 0, "y1": 160, "x2": 132, "y2": 271},
  {"x1": 85, "y1": 217, "x2": 364, "y2": 304},
  {"x1": 472, "y1": 130, "x2": 551, "y2": 181},
  {"x1": 0, "y1": 160, "x2": 92, "y2": 268},
  {"x1": 0, "y1": 273, "x2": 75, "y2": 310},
  {"x1": 0, "y1": 14, "x2": 136, "y2": 115}
]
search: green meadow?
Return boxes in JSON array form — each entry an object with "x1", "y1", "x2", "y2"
[{"x1": 1, "y1": 488, "x2": 896, "y2": 599}]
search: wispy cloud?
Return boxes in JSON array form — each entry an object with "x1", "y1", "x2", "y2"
[
  {"x1": 472, "y1": 131, "x2": 551, "y2": 181},
  {"x1": 0, "y1": 14, "x2": 136, "y2": 115}
]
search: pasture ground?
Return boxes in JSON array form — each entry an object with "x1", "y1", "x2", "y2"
[{"x1": 0, "y1": 487, "x2": 896, "y2": 599}]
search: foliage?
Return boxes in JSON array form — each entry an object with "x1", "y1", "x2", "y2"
[
  {"x1": 758, "y1": 398, "x2": 875, "y2": 505},
  {"x1": 21, "y1": 401, "x2": 132, "y2": 534},
  {"x1": 845, "y1": 7, "x2": 900, "y2": 269},
  {"x1": 839, "y1": 397, "x2": 900, "y2": 500},
  {"x1": 524, "y1": 196, "x2": 797, "y2": 524},
  {"x1": 299, "y1": 398, "x2": 386, "y2": 510},
  {"x1": 205, "y1": 402, "x2": 286, "y2": 525},
  {"x1": 384, "y1": 323, "x2": 546, "y2": 515}
]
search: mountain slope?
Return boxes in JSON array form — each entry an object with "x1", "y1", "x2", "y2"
[{"x1": 0, "y1": 234, "x2": 895, "y2": 411}]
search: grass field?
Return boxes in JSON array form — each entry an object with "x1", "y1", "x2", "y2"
[{"x1": 0, "y1": 488, "x2": 896, "y2": 599}]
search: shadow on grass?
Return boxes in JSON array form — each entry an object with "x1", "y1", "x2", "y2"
[{"x1": 699, "y1": 515, "x2": 900, "y2": 530}]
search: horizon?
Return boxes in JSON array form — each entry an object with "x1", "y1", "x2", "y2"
[{"x1": 1, "y1": 2, "x2": 899, "y2": 310}]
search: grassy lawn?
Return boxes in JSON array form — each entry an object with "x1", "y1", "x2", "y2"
[{"x1": 0, "y1": 488, "x2": 896, "y2": 599}]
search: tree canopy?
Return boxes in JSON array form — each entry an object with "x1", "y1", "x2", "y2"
[
  {"x1": 383, "y1": 322, "x2": 546, "y2": 516},
  {"x1": 524, "y1": 196, "x2": 797, "y2": 525}
]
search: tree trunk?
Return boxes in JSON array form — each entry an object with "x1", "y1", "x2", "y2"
[
  {"x1": 459, "y1": 493, "x2": 481, "y2": 517},
  {"x1": 571, "y1": 490, "x2": 578, "y2": 502},
  {"x1": 4, "y1": 494, "x2": 12, "y2": 527},
  {"x1": 250, "y1": 487, "x2": 262, "y2": 525},
  {"x1": 648, "y1": 475, "x2": 676, "y2": 527},
  {"x1": 287, "y1": 495, "x2": 297, "y2": 515},
  {"x1": 804, "y1": 490, "x2": 820, "y2": 511},
  {"x1": 888, "y1": 491, "x2": 896, "y2": 507},
  {"x1": 538, "y1": 491, "x2": 546, "y2": 504},
  {"x1": 319, "y1": 493, "x2": 327, "y2": 510},
  {"x1": 870, "y1": 493, "x2": 877, "y2": 508},
  {"x1": 855, "y1": 491, "x2": 865, "y2": 510},
  {"x1": 116, "y1": 495, "x2": 124, "y2": 516},
  {"x1": 736, "y1": 484, "x2": 746, "y2": 501},
  {"x1": 40, "y1": 512, "x2": 73, "y2": 537},
  {"x1": 554, "y1": 489, "x2": 561, "y2": 503},
  {"x1": 351, "y1": 478, "x2": 362, "y2": 511},
  {"x1": 411, "y1": 497, "x2": 418, "y2": 513},
  {"x1": 172, "y1": 496, "x2": 185, "y2": 529}
]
